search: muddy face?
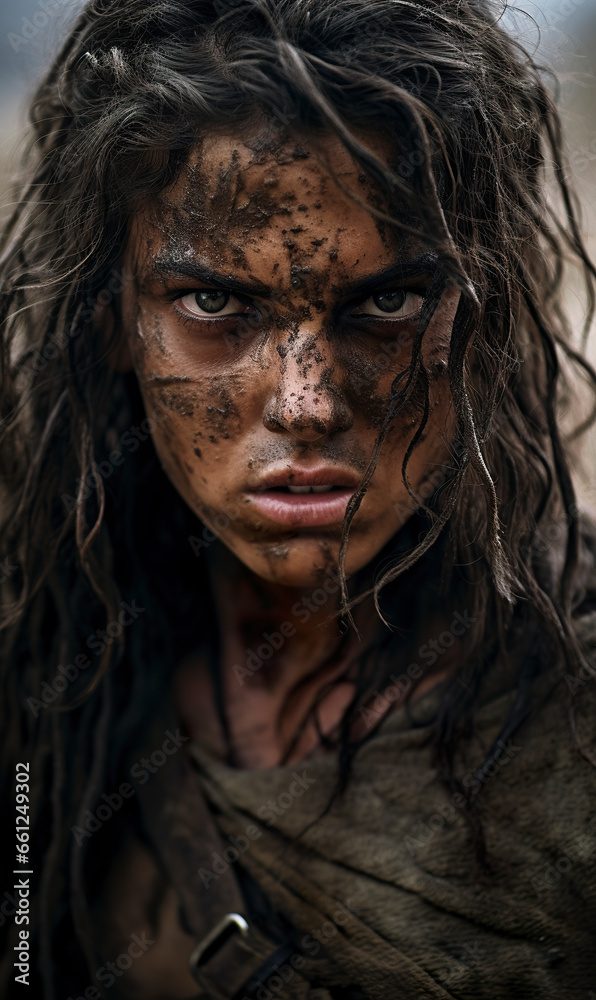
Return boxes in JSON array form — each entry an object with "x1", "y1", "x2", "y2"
[{"x1": 120, "y1": 126, "x2": 458, "y2": 587}]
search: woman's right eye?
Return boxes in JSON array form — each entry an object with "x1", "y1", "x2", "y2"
[{"x1": 177, "y1": 290, "x2": 246, "y2": 318}]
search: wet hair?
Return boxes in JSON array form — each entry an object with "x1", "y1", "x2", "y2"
[{"x1": 1, "y1": 0, "x2": 596, "y2": 994}]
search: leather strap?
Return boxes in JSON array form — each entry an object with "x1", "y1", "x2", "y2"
[
  {"x1": 190, "y1": 914, "x2": 295, "y2": 1000},
  {"x1": 133, "y1": 724, "x2": 290, "y2": 999}
]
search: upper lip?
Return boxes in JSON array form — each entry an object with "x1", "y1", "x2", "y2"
[{"x1": 251, "y1": 466, "x2": 362, "y2": 492}]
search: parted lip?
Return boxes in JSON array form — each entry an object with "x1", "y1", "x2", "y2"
[{"x1": 250, "y1": 466, "x2": 362, "y2": 492}]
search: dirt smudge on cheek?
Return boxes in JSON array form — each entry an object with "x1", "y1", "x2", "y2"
[
  {"x1": 202, "y1": 379, "x2": 243, "y2": 442},
  {"x1": 350, "y1": 382, "x2": 388, "y2": 430},
  {"x1": 152, "y1": 423, "x2": 191, "y2": 488},
  {"x1": 156, "y1": 386, "x2": 196, "y2": 418},
  {"x1": 150, "y1": 373, "x2": 246, "y2": 449}
]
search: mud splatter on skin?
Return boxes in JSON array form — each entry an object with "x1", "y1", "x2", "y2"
[
  {"x1": 151, "y1": 132, "x2": 316, "y2": 275},
  {"x1": 120, "y1": 126, "x2": 457, "y2": 588},
  {"x1": 157, "y1": 387, "x2": 196, "y2": 418},
  {"x1": 202, "y1": 385, "x2": 241, "y2": 442}
]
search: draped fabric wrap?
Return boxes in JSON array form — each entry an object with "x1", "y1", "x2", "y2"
[
  {"x1": 183, "y1": 609, "x2": 596, "y2": 999},
  {"x1": 93, "y1": 610, "x2": 596, "y2": 1000}
]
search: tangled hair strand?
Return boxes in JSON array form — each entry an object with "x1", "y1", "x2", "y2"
[{"x1": 1, "y1": 0, "x2": 596, "y2": 995}]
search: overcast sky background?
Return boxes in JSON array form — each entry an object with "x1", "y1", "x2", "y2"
[
  {"x1": 1, "y1": 0, "x2": 594, "y2": 247},
  {"x1": 0, "y1": 0, "x2": 594, "y2": 116}
]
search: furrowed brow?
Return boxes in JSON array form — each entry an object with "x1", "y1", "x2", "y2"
[
  {"x1": 338, "y1": 254, "x2": 439, "y2": 299},
  {"x1": 151, "y1": 251, "x2": 439, "y2": 301},
  {"x1": 153, "y1": 254, "x2": 272, "y2": 298}
]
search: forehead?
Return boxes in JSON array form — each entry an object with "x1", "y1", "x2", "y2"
[
  {"x1": 174, "y1": 126, "x2": 393, "y2": 212},
  {"x1": 130, "y1": 127, "x2": 424, "y2": 281}
]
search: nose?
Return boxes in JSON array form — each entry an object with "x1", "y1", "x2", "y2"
[{"x1": 262, "y1": 333, "x2": 353, "y2": 441}]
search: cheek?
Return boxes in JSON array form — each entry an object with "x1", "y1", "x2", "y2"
[
  {"x1": 334, "y1": 324, "x2": 418, "y2": 429},
  {"x1": 336, "y1": 295, "x2": 458, "y2": 436},
  {"x1": 153, "y1": 381, "x2": 243, "y2": 447},
  {"x1": 144, "y1": 400, "x2": 269, "y2": 543},
  {"x1": 138, "y1": 372, "x2": 248, "y2": 503},
  {"x1": 383, "y1": 372, "x2": 454, "y2": 482},
  {"x1": 147, "y1": 414, "x2": 226, "y2": 533},
  {"x1": 143, "y1": 406, "x2": 195, "y2": 472},
  {"x1": 134, "y1": 316, "x2": 249, "y2": 448}
]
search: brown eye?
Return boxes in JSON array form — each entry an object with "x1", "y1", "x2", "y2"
[
  {"x1": 180, "y1": 290, "x2": 232, "y2": 315},
  {"x1": 373, "y1": 290, "x2": 407, "y2": 313},
  {"x1": 356, "y1": 289, "x2": 423, "y2": 319},
  {"x1": 196, "y1": 290, "x2": 229, "y2": 313}
]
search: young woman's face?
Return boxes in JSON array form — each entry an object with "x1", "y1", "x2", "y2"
[{"x1": 121, "y1": 127, "x2": 459, "y2": 587}]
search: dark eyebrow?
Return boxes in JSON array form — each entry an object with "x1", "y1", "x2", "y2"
[
  {"x1": 151, "y1": 251, "x2": 439, "y2": 300},
  {"x1": 152, "y1": 255, "x2": 272, "y2": 298},
  {"x1": 337, "y1": 253, "x2": 439, "y2": 300}
]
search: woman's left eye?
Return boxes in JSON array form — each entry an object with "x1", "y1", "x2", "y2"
[
  {"x1": 355, "y1": 289, "x2": 424, "y2": 319},
  {"x1": 177, "y1": 290, "x2": 245, "y2": 317}
]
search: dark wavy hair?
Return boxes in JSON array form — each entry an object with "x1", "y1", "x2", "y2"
[{"x1": 1, "y1": 0, "x2": 596, "y2": 994}]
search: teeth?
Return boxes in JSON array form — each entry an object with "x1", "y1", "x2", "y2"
[{"x1": 287, "y1": 484, "x2": 334, "y2": 494}]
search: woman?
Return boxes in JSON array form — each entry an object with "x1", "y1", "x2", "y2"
[{"x1": 1, "y1": 0, "x2": 596, "y2": 997}]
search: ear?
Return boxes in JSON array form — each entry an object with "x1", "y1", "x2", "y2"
[{"x1": 93, "y1": 295, "x2": 133, "y2": 373}]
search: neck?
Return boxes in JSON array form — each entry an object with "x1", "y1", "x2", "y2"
[{"x1": 206, "y1": 542, "x2": 375, "y2": 691}]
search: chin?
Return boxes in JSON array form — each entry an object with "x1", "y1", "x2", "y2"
[{"x1": 248, "y1": 536, "x2": 379, "y2": 589}]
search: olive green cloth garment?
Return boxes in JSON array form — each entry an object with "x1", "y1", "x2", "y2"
[{"x1": 186, "y1": 610, "x2": 596, "y2": 1000}]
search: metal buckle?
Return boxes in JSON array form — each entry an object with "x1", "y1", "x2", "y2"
[
  {"x1": 189, "y1": 912, "x2": 249, "y2": 974},
  {"x1": 189, "y1": 912, "x2": 299, "y2": 1000}
]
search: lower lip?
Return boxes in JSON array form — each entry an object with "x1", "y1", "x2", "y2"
[{"x1": 247, "y1": 489, "x2": 354, "y2": 527}]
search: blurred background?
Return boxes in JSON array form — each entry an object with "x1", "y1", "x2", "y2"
[{"x1": 0, "y1": 0, "x2": 595, "y2": 499}]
